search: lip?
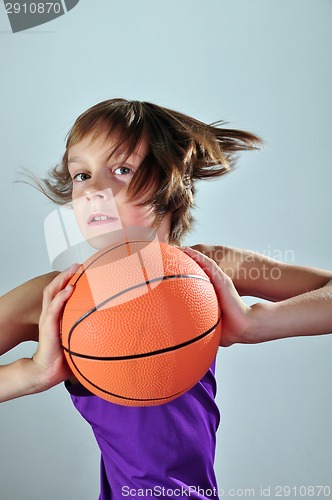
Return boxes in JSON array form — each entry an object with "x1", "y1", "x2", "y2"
[{"x1": 88, "y1": 212, "x2": 119, "y2": 226}]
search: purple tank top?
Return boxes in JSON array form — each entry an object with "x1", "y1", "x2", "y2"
[{"x1": 65, "y1": 360, "x2": 220, "y2": 499}]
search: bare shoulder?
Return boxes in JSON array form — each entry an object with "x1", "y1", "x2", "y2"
[
  {"x1": 0, "y1": 271, "x2": 59, "y2": 353},
  {"x1": 190, "y1": 244, "x2": 332, "y2": 301}
]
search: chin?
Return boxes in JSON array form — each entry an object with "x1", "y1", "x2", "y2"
[
  {"x1": 85, "y1": 226, "x2": 161, "y2": 250},
  {"x1": 85, "y1": 231, "x2": 126, "y2": 250}
]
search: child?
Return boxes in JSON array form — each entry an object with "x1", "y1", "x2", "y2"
[{"x1": 0, "y1": 98, "x2": 332, "y2": 499}]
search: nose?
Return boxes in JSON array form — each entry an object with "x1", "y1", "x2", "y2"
[{"x1": 85, "y1": 186, "x2": 114, "y2": 201}]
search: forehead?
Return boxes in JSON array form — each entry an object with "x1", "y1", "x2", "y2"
[{"x1": 67, "y1": 132, "x2": 149, "y2": 164}]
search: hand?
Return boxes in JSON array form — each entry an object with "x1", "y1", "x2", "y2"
[
  {"x1": 180, "y1": 247, "x2": 250, "y2": 347},
  {"x1": 32, "y1": 263, "x2": 80, "y2": 390}
]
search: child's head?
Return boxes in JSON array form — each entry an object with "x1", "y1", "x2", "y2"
[
  {"x1": 37, "y1": 98, "x2": 261, "y2": 245},
  {"x1": 67, "y1": 129, "x2": 172, "y2": 249}
]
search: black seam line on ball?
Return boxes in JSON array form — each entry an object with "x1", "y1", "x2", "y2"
[
  {"x1": 71, "y1": 240, "x2": 158, "y2": 287},
  {"x1": 62, "y1": 315, "x2": 221, "y2": 361},
  {"x1": 65, "y1": 273, "x2": 211, "y2": 348},
  {"x1": 68, "y1": 348, "x2": 197, "y2": 401}
]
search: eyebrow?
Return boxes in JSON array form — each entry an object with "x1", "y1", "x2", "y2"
[
  {"x1": 68, "y1": 151, "x2": 143, "y2": 165},
  {"x1": 68, "y1": 156, "x2": 83, "y2": 164}
]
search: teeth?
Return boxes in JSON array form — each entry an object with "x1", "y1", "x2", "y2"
[{"x1": 93, "y1": 215, "x2": 111, "y2": 221}]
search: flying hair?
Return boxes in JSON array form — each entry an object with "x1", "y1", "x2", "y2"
[{"x1": 30, "y1": 98, "x2": 262, "y2": 244}]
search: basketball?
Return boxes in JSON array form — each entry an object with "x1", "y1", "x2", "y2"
[{"x1": 61, "y1": 240, "x2": 221, "y2": 406}]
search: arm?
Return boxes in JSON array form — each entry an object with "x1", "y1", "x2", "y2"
[
  {"x1": 192, "y1": 244, "x2": 332, "y2": 301},
  {"x1": 0, "y1": 357, "x2": 53, "y2": 402},
  {"x1": 186, "y1": 245, "x2": 332, "y2": 346},
  {"x1": 0, "y1": 272, "x2": 59, "y2": 355},
  {"x1": 247, "y1": 280, "x2": 332, "y2": 343},
  {"x1": 0, "y1": 265, "x2": 79, "y2": 402}
]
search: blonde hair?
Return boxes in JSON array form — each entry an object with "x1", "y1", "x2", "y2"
[{"x1": 33, "y1": 98, "x2": 262, "y2": 244}]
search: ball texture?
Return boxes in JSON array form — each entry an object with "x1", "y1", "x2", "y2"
[{"x1": 61, "y1": 240, "x2": 221, "y2": 406}]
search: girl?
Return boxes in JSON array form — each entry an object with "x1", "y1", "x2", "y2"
[{"x1": 1, "y1": 98, "x2": 332, "y2": 499}]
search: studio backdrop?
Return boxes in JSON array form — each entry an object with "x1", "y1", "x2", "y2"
[{"x1": 0, "y1": 1, "x2": 331, "y2": 499}]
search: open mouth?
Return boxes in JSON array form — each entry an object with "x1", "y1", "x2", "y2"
[{"x1": 88, "y1": 213, "x2": 119, "y2": 225}]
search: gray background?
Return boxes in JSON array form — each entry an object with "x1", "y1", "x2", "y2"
[{"x1": 0, "y1": 0, "x2": 332, "y2": 499}]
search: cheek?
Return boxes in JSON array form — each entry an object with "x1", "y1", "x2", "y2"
[
  {"x1": 121, "y1": 204, "x2": 155, "y2": 226},
  {"x1": 72, "y1": 198, "x2": 86, "y2": 230}
]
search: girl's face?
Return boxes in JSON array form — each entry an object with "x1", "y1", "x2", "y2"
[{"x1": 67, "y1": 133, "x2": 171, "y2": 249}]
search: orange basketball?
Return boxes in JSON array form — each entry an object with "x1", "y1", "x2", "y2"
[{"x1": 61, "y1": 240, "x2": 221, "y2": 406}]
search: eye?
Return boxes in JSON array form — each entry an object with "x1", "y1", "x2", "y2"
[
  {"x1": 72, "y1": 172, "x2": 91, "y2": 182},
  {"x1": 113, "y1": 166, "x2": 134, "y2": 176}
]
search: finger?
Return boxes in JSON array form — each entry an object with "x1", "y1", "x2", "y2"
[
  {"x1": 36, "y1": 284, "x2": 76, "y2": 378},
  {"x1": 40, "y1": 284, "x2": 75, "y2": 332},
  {"x1": 42, "y1": 263, "x2": 80, "y2": 303},
  {"x1": 180, "y1": 246, "x2": 229, "y2": 282},
  {"x1": 180, "y1": 246, "x2": 242, "y2": 307},
  {"x1": 53, "y1": 263, "x2": 81, "y2": 292},
  {"x1": 40, "y1": 264, "x2": 80, "y2": 322}
]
